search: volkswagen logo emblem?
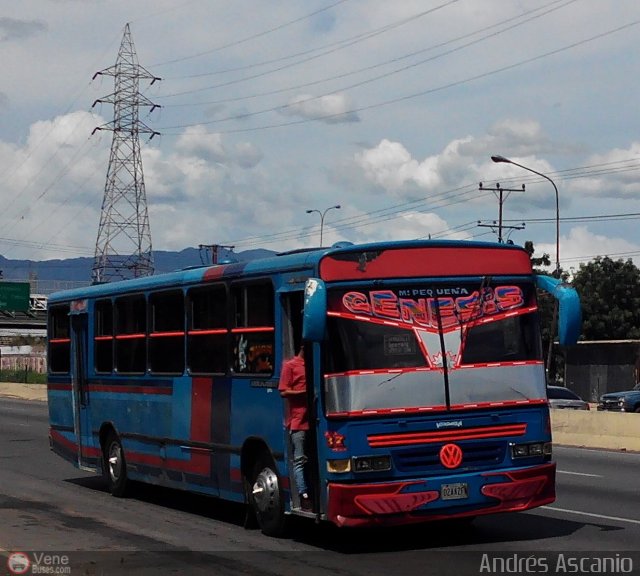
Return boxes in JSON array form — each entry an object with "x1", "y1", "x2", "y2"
[{"x1": 439, "y1": 443, "x2": 463, "y2": 469}]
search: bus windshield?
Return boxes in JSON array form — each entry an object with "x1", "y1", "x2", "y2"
[{"x1": 323, "y1": 282, "x2": 545, "y2": 416}]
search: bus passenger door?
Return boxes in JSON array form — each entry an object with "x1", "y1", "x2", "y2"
[
  {"x1": 280, "y1": 290, "x2": 318, "y2": 512},
  {"x1": 70, "y1": 309, "x2": 92, "y2": 471}
]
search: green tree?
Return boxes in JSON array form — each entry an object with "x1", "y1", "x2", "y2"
[
  {"x1": 571, "y1": 256, "x2": 640, "y2": 340},
  {"x1": 524, "y1": 240, "x2": 551, "y2": 269}
]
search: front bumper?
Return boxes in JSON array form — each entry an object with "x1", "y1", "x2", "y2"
[{"x1": 326, "y1": 462, "x2": 556, "y2": 528}]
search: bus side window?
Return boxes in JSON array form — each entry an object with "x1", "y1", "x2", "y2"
[
  {"x1": 187, "y1": 284, "x2": 227, "y2": 374},
  {"x1": 232, "y1": 282, "x2": 274, "y2": 375},
  {"x1": 115, "y1": 295, "x2": 146, "y2": 374},
  {"x1": 49, "y1": 304, "x2": 71, "y2": 374},
  {"x1": 95, "y1": 299, "x2": 113, "y2": 373},
  {"x1": 149, "y1": 290, "x2": 185, "y2": 375}
]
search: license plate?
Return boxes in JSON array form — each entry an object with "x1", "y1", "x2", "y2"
[{"x1": 441, "y1": 482, "x2": 469, "y2": 500}]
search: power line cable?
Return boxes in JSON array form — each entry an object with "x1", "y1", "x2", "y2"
[
  {"x1": 159, "y1": 0, "x2": 576, "y2": 127},
  {"x1": 165, "y1": 0, "x2": 463, "y2": 81},
  {"x1": 149, "y1": 0, "x2": 352, "y2": 68},
  {"x1": 159, "y1": 0, "x2": 572, "y2": 109},
  {"x1": 160, "y1": 18, "x2": 640, "y2": 135},
  {"x1": 158, "y1": 0, "x2": 460, "y2": 98}
]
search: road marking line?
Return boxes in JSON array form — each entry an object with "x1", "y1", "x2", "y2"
[
  {"x1": 556, "y1": 470, "x2": 602, "y2": 477},
  {"x1": 543, "y1": 506, "x2": 640, "y2": 525}
]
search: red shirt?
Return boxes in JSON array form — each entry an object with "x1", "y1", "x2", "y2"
[{"x1": 278, "y1": 355, "x2": 309, "y2": 431}]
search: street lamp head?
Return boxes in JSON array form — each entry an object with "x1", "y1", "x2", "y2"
[
  {"x1": 491, "y1": 155, "x2": 510, "y2": 164},
  {"x1": 306, "y1": 209, "x2": 314, "y2": 214},
  {"x1": 334, "y1": 204, "x2": 341, "y2": 209}
]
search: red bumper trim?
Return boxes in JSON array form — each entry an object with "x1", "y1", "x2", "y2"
[{"x1": 326, "y1": 462, "x2": 556, "y2": 528}]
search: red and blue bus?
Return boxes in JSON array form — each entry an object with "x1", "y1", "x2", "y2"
[{"x1": 47, "y1": 239, "x2": 581, "y2": 535}]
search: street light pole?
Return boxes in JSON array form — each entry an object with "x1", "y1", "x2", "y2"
[
  {"x1": 492, "y1": 154, "x2": 561, "y2": 379},
  {"x1": 306, "y1": 205, "x2": 341, "y2": 247},
  {"x1": 491, "y1": 155, "x2": 560, "y2": 278}
]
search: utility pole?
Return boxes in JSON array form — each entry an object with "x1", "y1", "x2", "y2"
[
  {"x1": 199, "y1": 244, "x2": 235, "y2": 265},
  {"x1": 478, "y1": 182, "x2": 525, "y2": 242},
  {"x1": 91, "y1": 23, "x2": 161, "y2": 284},
  {"x1": 477, "y1": 220, "x2": 526, "y2": 243}
]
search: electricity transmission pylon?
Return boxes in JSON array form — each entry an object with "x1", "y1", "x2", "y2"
[{"x1": 91, "y1": 23, "x2": 161, "y2": 284}]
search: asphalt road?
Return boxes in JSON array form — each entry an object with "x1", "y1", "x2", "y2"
[{"x1": 1, "y1": 398, "x2": 640, "y2": 576}]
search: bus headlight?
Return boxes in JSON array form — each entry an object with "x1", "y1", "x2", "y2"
[
  {"x1": 352, "y1": 455, "x2": 391, "y2": 473},
  {"x1": 511, "y1": 442, "x2": 552, "y2": 459}
]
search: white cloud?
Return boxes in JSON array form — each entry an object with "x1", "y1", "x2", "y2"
[
  {"x1": 535, "y1": 226, "x2": 640, "y2": 274},
  {"x1": 175, "y1": 127, "x2": 228, "y2": 163},
  {"x1": 281, "y1": 93, "x2": 359, "y2": 124},
  {"x1": 565, "y1": 142, "x2": 640, "y2": 199},
  {"x1": 175, "y1": 126, "x2": 263, "y2": 168},
  {"x1": 1, "y1": 1, "x2": 639, "y2": 270},
  {"x1": 355, "y1": 139, "x2": 441, "y2": 192}
]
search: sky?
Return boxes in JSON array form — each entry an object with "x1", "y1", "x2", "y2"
[{"x1": 1, "y1": 0, "x2": 640, "y2": 277}]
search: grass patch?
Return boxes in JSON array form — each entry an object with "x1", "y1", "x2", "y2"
[{"x1": 0, "y1": 370, "x2": 47, "y2": 384}]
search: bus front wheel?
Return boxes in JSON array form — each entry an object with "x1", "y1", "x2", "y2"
[
  {"x1": 250, "y1": 457, "x2": 285, "y2": 537},
  {"x1": 103, "y1": 433, "x2": 129, "y2": 497}
]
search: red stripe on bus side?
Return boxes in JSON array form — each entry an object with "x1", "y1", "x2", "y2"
[
  {"x1": 49, "y1": 338, "x2": 71, "y2": 344},
  {"x1": 87, "y1": 385, "x2": 172, "y2": 395},
  {"x1": 230, "y1": 327, "x2": 274, "y2": 333},
  {"x1": 115, "y1": 333, "x2": 145, "y2": 340},
  {"x1": 127, "y1": 377, "x2": 212, "y2": 476},
  {"x1": 149, "y1": 331, "x2": 185, "y2": 338},
  {"x1": 50, "y1": 429, "x2": 101, "y2": 458},
  {"x1": 48, "y1": 383, "x2": 72, "y2": 391},
  {"x1": 127, "y1": 449, "x2": 210, "y2": 475},
  {"x1": 187, "y1": 329, "x2": 227, "y2": 336}
]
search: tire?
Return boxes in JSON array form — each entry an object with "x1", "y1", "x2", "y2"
[
  {"x1": 249, "y1": 456, "x2": 286, "y2": 537},
  {"x1": 103, "y1": 432, "x2": 129, "y2": 497}
]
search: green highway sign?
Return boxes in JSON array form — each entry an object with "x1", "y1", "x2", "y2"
[{"x1": 0, "y1": 282, "x2": 30, "y2": 312}]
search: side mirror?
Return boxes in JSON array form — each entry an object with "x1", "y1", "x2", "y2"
[
  {"x1": 303, "y1": 278, "x2": 327, "y2": 341},
  {"x1": 535, "y1": 275, "x2": 582, "y2": 346}
]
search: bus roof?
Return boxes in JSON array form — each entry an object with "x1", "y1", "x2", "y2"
[{"x1": 48, "y1": 239, "x2": 529, "y2": 303}]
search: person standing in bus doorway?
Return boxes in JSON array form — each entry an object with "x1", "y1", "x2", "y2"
[{"x1": 278, "y1": 344, "x2": 312, "y2": 512}]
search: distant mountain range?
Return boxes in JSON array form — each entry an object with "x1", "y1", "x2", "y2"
[{"x1": 0, "y1": 247, "x2": 277, "y2": 292}]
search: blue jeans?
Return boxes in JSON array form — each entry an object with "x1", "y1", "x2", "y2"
[{"x1": 290, "y1": 430, "x2": 308, "y2": 496}]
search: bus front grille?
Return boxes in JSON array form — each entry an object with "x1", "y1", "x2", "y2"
[{"x1": 393, "y1": 442, "x2": 505, "y2": 473}]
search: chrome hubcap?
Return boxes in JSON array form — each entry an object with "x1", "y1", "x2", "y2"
[
  {"x1": 252, "y1": 467, "x2": 279, "y2": 514},
  {"x1": 108, "y1": 443, "x2": 122, "y2": 482}
]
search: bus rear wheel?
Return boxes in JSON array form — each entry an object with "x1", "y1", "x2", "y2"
[
  {"x1": 250, "y1": 457, "x2": 285, "y2": 537},
  {"x1": 103, "y1": 432, "x2": 129, "y2": 497}
]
